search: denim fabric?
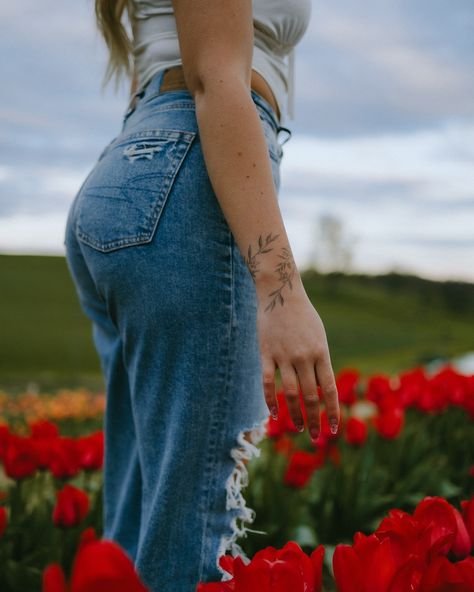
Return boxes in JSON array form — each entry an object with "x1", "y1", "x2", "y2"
[{"x1": 63, "y1": 68, "x2": 291, "y2": 591}]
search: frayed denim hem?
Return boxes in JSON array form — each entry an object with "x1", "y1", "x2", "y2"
[{"x1": 216, "y1": 415, "x2": 269, "y2": 581}]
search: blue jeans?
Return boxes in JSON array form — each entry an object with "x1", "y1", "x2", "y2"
[{"x1": 63, "y1": 68, "x2": 292, "y2": 591}]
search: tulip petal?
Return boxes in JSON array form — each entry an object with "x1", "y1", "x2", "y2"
[
  {"x1": 43, "y1": 564, "x2": 67, "y2": 592},
  {"x1": 333, "y1": 544, "x2": 363, "y2": 592}
]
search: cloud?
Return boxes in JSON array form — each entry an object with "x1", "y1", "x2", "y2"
[
  {"x1": 281, "y1": 120, "x2": 474, "y2": 205},
  {"x1": 0, "y1": 212, "x2": 69, "y2": 254},
  {"x1": 276, "y1": 119, "x2": 474, "y2": 281},
  {"x1": 293, "y1": 0, "x2": 474, "y2": 135},
  {"x1": 0, "y1": 164, "x2": 87, "y2": 217}
]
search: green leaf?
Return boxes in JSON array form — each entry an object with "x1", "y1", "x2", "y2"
[{"x1": 438, "y1": 480, "x2": 462, "y2": 498}]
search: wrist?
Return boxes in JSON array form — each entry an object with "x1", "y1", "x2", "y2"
[
  {"x1": 240, "y1": 230, "x2": 304, "y2": 310},
  {"x1": 253, "y1": 261, "x2": 305, "y2": 311}
]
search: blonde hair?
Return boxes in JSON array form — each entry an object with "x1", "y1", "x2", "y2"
[{"x1": 95, "y1": 0, "x2": 133, "y2": 91}]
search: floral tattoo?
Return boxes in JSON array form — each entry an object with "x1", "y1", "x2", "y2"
[
  {"x1": 244, "y1": 232, "x2": 297, "y2": 312},
  {"x1": 246, "y1": 232, "x2": 280, "y2": 280}
]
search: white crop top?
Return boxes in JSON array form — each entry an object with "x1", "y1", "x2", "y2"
[{"x1": 126, "y1": 0, "x2": 312, "y2": 122}]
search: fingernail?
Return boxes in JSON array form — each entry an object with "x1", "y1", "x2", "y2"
[
  {"x1": 330, "y1": 421, "x2": 338, "y2": 434},
  {"x1": 310, "y1": 428, "x2": 319, "y2": 440},
  {"x1": 296, "y1": 424, "x2": 304, "y2": 432},
  {"x1": 270, "y1": 406, "x2": 278, "y2": 420}
]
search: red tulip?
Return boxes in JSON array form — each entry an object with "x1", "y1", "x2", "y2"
[
  {"x1": 333, "y1": 532, "x2": 399, "y2": 592},
  {"x1": 0, "y1": 506, "x2": 7, "y2": 538},
  {"x1": 43, "y1": 529, "x2": 148, "y2": 592},
  {"x1": 283, "y1": 450, "x2": 322, "y2": 488},
  {"x1": 53, "y1": 485, "x2": 89, "y2": 528},
  {"x1": 419, "y1": 554, "x2": 474, "y2": 592},
  {"x1": 333, "y1": 495, "x2": 474, "y2": 592},
  {"x1": 70, "y1": 536, "x2": 148, "y2": 592},
  {"x1": 77, "y1": 526, "x2": 97, "y2": 549},
  {"x1": 365, "y1": 374, "x2": 393, "y2": 406},
  {"x1": 0, "y1": 425, "x2": 11, "y2": 459},
  {"x1": 76, "y1": 432, "x2": 104, "y2": 471},
  {"x1": 397, "y1": 366, "x2": 428, "y2": 408},
  {"x1": 31, "y1": 429, "x2": 60, "y2": 469},
  {"x1": 430, "y1": 366, "x2": 466, "y2": 409},
  {"x1": 376, "y1": 507, "x2": 446, "y2": 567},
  {"x1": 460, "y1": 496, "x2": 474, "y2": 552},
  {"x1": 414, "y1": 497, "x2": 471, "y2": 559},
  {"x1": 48, "y1": 437, "x2": 81, "y2": 479},
  {"x1": 344, "y1": 417, "x2": 367, "y2": 446},
  {"x1": 386, "y1": 554, "x2": 425, "y2": 591},
  {"x1": 380, "y1": 391, "x2": 405, "y2": 416},
  {"x1": 3, "y1": 434, "x2": 39, "y2": 479},
  {"x1": 30, "y1": 420, "x2": 60, "y2": 439},
  {"x1": 43, "y1": 563, "x2": 67, "y2": 592},
  {"x1": 199, "y1": 542, "x2": 324, "y2": 592},
  {"x1": 456, "y1": 556, "x2": 474, "y2": 590},
  {"x1": 373, "y1": 406, "x2": 404, "y2": 439},
  {"x1": 336, "y1": 369, "x2": 360, "y2": 405}
]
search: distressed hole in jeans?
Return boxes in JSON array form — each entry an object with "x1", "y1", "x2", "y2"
[
  {"x1": 123, "y1": 139, "x2": 170, "y2": 162},
  {"x1": 215, "y1": 416, "x2": 269, "y2": 581}
]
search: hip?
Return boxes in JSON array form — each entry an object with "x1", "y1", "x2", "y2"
[{"x1": 65, "y1": 68, "x2": 285, "y2": 255}]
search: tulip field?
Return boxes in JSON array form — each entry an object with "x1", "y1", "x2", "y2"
[{"x1": 0, "y1": 364, "x2": 473, "y2": 591}]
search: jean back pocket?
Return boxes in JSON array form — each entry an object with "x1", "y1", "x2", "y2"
[{"x1": 76, "y1": 129, "x2": 196, "y2": 253}]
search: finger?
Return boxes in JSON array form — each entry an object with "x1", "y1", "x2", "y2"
[
  {"x1": 279, "y1": 362, "x2": 304, "y2": 431},
  {"x1": 315, "y1": 354, "x2": 340, "y2": 434},
  {"x1": 293, "y1": 359, "x2": 320, "y2": 440},
  {"x1": 262, "y1": 357, "x2": 278, "y2": 419}
]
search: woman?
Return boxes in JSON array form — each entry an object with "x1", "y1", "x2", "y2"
[{"x1": 64, "y1": 0, "x2": 340, "y2": 590}]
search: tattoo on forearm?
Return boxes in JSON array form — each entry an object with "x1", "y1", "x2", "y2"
[
  {"x1": 245, "y1": 232, "x2": 280, "y2": 280},
  {"x1": 244, "y1": 233, "x2": 297, "y2": 312},
  {"x1": 265, "y1": 246, "x2": 296, "y2": 311}
]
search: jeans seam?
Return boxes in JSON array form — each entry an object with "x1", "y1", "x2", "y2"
[
  {"x1": 196, "y1": 231, "x2": 235, "y2": 583},
  {"x1": 142, "y1": 94, "x2": 195, "y2": 107}
]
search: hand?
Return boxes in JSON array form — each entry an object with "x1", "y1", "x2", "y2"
[{"x1": 256, "y1": 282, "x2": 340, "y2": 441}]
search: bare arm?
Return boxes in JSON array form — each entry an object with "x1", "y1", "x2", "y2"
[
  {"x1": 172, "y1": 0, "x2": 340, "y2": 437},
  {"x1": 172, "y1": 0, "x2": 295, "y2": 298}
]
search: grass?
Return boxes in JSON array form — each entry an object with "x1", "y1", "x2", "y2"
[{"x1": 0, "y1": 254, "x2": 473, "y2": 392}]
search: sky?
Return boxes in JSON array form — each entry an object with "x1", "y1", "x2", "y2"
[{"x1": 1, "y1": 0, "x2": 473, "y2": 282}]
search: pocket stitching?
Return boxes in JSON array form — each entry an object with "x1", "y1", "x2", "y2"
[
  {"x1": 76, "y1": 130, "x2": 196, "y2": 252},
  {"x1": 110, "y1": 128, "x2": 196, "y2": 152}
]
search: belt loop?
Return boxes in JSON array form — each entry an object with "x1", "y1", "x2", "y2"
[
  {"x1": 276, "y1": 125, "x2": 292, "y2": 147},
  {"x1": 124, "y1": 83, "x2": 146, "y2": 116},
  {"x1": 121, "y1": 68, "x2": 171, "y2": 129}
]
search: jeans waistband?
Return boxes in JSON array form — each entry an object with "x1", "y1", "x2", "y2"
[{"x1": 125, "y1": 68, "x2": 292, "y2": 146}]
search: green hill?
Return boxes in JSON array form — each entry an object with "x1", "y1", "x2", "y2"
[{"x1": 1, "y1": 254, "x2": 473, "y2": 392}]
